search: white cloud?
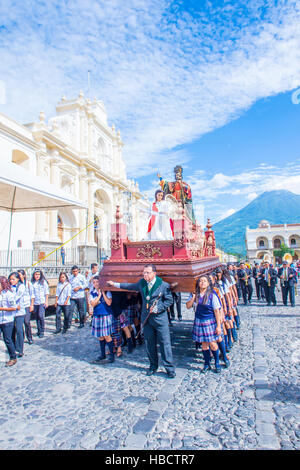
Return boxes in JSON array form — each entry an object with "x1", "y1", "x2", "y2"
[{"x1": 1, "y1": 1, "x2": 300, "y2": 178}]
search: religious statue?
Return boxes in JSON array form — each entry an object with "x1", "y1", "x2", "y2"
[
  {"x1": 143, "y1": 189, "x2": 174, "y2": 241},
  {"x1": 157, "y1": 165, "x2": 196, "y2": 224}
]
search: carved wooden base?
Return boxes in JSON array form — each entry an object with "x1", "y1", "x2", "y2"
[{"x1": 99, "y1": 256, "x2": 221, "y2": 292}]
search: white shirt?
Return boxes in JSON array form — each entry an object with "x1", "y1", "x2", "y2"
[
  {"x1": 22, "y1": 281, "x2": 35, "y2": 308},
  {"x1": 0, "y1": 290, "x2": 18, "y2": 324},
  {"x1": 32, "y1": 281, "x2": 49, "y2": 305},
  {"x1": 69, "y1": 273, "x2": 87, "y2": 299},
  {"x1": 86, "y1": 271, "x2": 99, "y2": 292},
  {"x1": 56, "y1": 282, "x2": 72, "y2": 306},
  {"x1": 11, "y1": 283, "x2": 26, "y2": 316}
]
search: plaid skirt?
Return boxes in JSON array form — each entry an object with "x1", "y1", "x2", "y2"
[
  {"x1": 111, "y1": 316, "x2": 122, "y2": 347},
  {"x1": 91, "y1": 314, "x2": 112, "y2": 338},
  {"x1": 192, "y1": 317, "x2": 220, "y2": 343},
  {"x1": 127, "y1": 305, "x2": 139, "y2": 325}
]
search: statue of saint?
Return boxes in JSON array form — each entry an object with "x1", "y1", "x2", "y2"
[
  {"x1": 157, "y1": 165, "x2": 196, "y2": 224},
  {"x1": 144, "y1": 190, "x2": 174, "y2": 241}
]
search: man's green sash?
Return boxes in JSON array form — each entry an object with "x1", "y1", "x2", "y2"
[{"x1": 141, "y1": 276, "x2": 163, "y2": 302}]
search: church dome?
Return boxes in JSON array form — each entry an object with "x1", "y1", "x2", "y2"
[{"x1": 258, "y1": 220, "x2": 269, "y2": 228}]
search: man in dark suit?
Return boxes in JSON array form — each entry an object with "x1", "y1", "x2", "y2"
[
  {"x1": 237, "y1": 262, "x2": 253, "y2": 305},
  {"x1": 107, "y1": 264, "x2": 175, "y2": 377},
  {"x1": 252, "y1": 262, "x2": 262, "y2": 300},
  {"x1": 261, "y1": 261, "x2": 278, "y2": 306},
  {"x1": 278, "y1": 261, "x2": 297, "y2": 307}
]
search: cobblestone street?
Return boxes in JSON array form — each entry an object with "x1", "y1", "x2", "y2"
[{"x1": 0, "y1": 293, "x2": 299, "y2": 450}]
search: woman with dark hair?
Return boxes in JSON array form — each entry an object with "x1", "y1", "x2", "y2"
[
  {"x1": 8, "y1": 272, "x2": 27, "y2": 357},
  {"x1": 17, "y1": 270, "x2": 35, "y2": 345},
  {"x1": 0, "y1": 276, "x2": 18, "y2": 366},
  {"x1": 54, "y1": 272, "x2": 72, "y2": 334},
  {"x1": 186, "y1": 274, "x2": 222, "y2": 373},
  {"x1": 31, "y1": 270, "x2": 49, "y2": 338}
]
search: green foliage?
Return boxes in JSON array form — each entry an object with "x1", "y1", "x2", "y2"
[{"x1": 273, "y1": 243, "x2": 294, "y2": 258}]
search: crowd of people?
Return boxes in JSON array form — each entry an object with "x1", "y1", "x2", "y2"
[
  {"x1": 0, "y1": 263, "x2": 144, "y2": 368},
  {"x1": 0, "y1": 259, "x2": 298, "y2": 374},
  {"x1": 232, "y1": 259, "x2": 298, "y2": 307}
]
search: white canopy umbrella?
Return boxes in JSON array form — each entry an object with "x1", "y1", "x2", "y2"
[{"x1": 0, "y1": 161, "x2": 88, "y2": 265}]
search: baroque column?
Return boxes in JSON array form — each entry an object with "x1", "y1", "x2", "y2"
[
  {"x1": 49, "y1": 151, "x2": 61, "y2": 242},
  {"x1": 87, "y1": 171, "x2": 96, "y2": 245},
  {"x1": 78, "y1": 166, "x2": 88, "y2": 243}
]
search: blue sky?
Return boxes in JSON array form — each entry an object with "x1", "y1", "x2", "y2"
[{"x1": 1, "y1": 0, "x2": 300, "y2": 225}]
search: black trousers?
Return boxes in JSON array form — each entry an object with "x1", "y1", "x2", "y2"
[
  {"x1": 281, "y1": 283, "x2": 295, "y2": 306},
  {"x1": 24, "y1": 307, "x2": 33, "y2": 341},
  {"x1": 241, "y1": 282, "x2": 253, "y2": 304},
  {"x1": 170, "y1": 293, "x2": 182, "y2": 318},
  {"x1": 70, "y1": 298, "x2": 85, "y2": 325},
  {"x1": 143, "y1": 312, "x2": 175, "y2": 373},
  {"x1": 0, "y1": 321, "x2": 17, "y2": 359},
  {"x1": 56, "y1": 305, "x2": 72, "y2": 330},
  {"x1": 254, "y1": 279, "x2": 263, "y2": 299},
  {"x1": 263, "y1": 282, "x2": 276, "y2": 305}
]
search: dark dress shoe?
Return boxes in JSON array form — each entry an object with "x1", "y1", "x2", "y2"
[
  {"x1": 146, "y1": 369, "x2": 157, "y2": 376},
  {"x1": 224, "y1": 359, "x2": 230, "y2": 368},
  {"x1": 62, "y1": 329, "x2": 67, "y2": 334},
  {"x1": 178, "y1": 316, "x2": 182, "y2": 321},
  {"x1": 28, "y1": 340, "x2": 33, "y2": 345},
  {"x1": 215, "y1": 366, "x2": 221, "y2": 374},
  {"x1": 78, "y1": 324, "x2": 84, "y2": 329},
  {"x1": 17, "y1": 353, "x2": 23, "y2": 358},
  {"x1": 54, "y1": 329, "x2": 61, "y2": 334},
  {"x1": 201, "y1": 365, "x2": 211, "y2": 373},
  {"x1": 166, "y1": 371, "x2": 176, "y2": 378},
  {"x1": 39, "y1": 333, "x2": 44, "y2": 338}
]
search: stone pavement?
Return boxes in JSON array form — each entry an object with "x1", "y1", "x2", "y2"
[{"x1": 0, "y1": 292, "x2": 299, "y2": 450}]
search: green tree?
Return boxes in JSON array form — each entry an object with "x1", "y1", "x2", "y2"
[{"x1": 273, "y1": 243, "x2": 294, "y2": 260}]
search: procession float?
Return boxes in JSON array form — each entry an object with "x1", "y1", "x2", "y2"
[{"x1": 99, "y1": 165, "x2": 221, "y2": 292}]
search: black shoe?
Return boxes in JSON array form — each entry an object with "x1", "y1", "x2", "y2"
[
  {"x1": 62, "y1": 329, "x2": 67, "y2": 334},
  {"x1": 28, "y1": 339, "x2": 33, "y2": 345},
  {"x1": 224, "y1": 359, "x2": 230, "y2": 368},
  {"x1": 201, "y1": 364, "x2": 211, "y2": 373},
  {"x1": 91, "y1": 355, "x2": 106, "y2": 364},
  {"x1": 215, "y1": 366, "x2": 221, "y2": 374},
  {"x1": 107, "y1": 355, "x2": 115, "y2": 363},
  {"x1": 78, "y1": 324, "x2": 84, "y2": 329},
  {"x1": 17, "y1": 353, "x2": 23, "y2": 358},
  {"x1": 54, "y1": 329, "x2": 61, "y2": 334},
  {"x1": 146, "y1": 368, "x2": 157, "y2": 376},
  {"x1": 178, "y1": 316, "x2": 182, "y2": 321},
  {"x1": 166, "y1": 371, "x2": 176, "y2": 378},
  {"x1": 39, "y1": 333, "x2": 44, "y2": 338}
]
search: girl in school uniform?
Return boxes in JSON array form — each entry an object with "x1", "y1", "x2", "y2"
[
  {"x1": 54, "y1": 272, "x2": 72, "y2": 334},
  {"x1": 209, "y1": 272, "x2": 230, "y2": 367},
  {"x1": 216, "y1": 268, "x2": 236, "y2": 349},
  {"x1": 90, "y1": 276, "x2": 115, "y2": 363},
  {"x1": 17, "y1": 270, "x2": 35, "y2": 345},
  {"x1": 31, "y1": 270, "x2": 49, "y2": 338},
  {"x1": 0, "y1": 276, "x2": 18, "y2": 367},
  {"x1": 8, "y1": 272, "x2": 27, "y2": 357},
  {"x1": 187, "y1": 275, "x2": 222, "y2": 374}
]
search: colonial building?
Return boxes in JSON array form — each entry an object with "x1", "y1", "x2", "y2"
[
  {"x1": 0, "y1": 92, "x2": 149, "y2": 265},
  {"x1": 246, "y1": 220, "x2": 300, "y2": 264}
]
